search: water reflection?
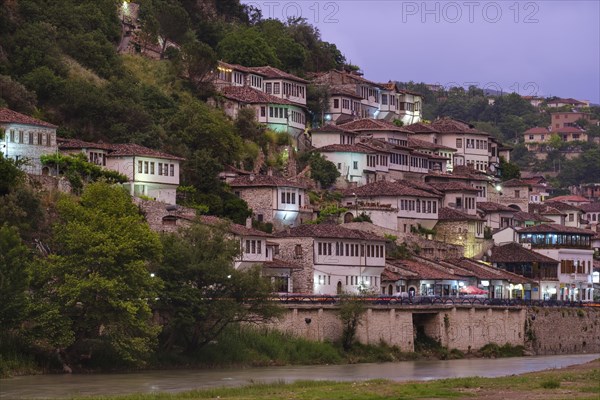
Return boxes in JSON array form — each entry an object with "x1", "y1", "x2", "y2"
[{"x1": 1, "y1": 354, "x2": 598, "y2": 399}]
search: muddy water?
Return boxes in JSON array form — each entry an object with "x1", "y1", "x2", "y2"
[{"x1": 1, "y1": 353, "x2": 598, "y2": 399}]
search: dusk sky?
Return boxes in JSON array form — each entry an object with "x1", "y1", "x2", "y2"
[{"x1": 243, "y1": 1, "x2": 600, "y2": 104}]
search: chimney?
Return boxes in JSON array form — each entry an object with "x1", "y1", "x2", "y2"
[{"x1": 245, "y1": 217, "x2": 252, "y2": 229}]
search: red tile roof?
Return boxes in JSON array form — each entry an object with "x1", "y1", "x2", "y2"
[
  {"x1": 580, "y1": 202, "x2": 600, "y2": 212},
  {"x1": 339, "y1": 118, "x2": 411, "y2": 133},
  {"x1": 108, "y1": 143, "x2": 184, "y2": 160},
  {"x1": 501, "y1": 179, "x2": 530, "y2": 187},
  {"x1": 220, "y1": 86, "x2": 295, "y2": 105},
  {"x1": 57, "y1": 137, "x2": 113, "y2": 150},
  {"x1": 517, "y1": 223, "x2": 595, "y2": 235},
  {"x1": 555, "y1": 126, "x2": 586, "y2": 133},
  {"x1": 330, "y1": 85, "x2": 363, "y2": 99},
  {"x1": 524, "y1": 127, "x2": 549, "y2": 134},
  {"x1": 546, "y1": 195, "x2": 590, "y2": 203},
  {"x1": 512, "y1": 211, "x2": 554, "y2": 222},
  {"x1": 429, "y1": 117, "x2": 488, "y2": 136},
  {"x1": 317, "y1": 144, "x2": 375, "y2": 154},
  {"x1": 229, "y1": 174, "x2": 306, "y2": 189},
  {"x1": 438, "y1": 207, "x2": 484, "y2": 221},
  {"x1": 476, "y1": 202, "x2": 517, "y2": 212},
  {"x1": 407, "y1": 137, "x2": 456, "y2": 152},
  {"x1": 489, "y1": 243, "x2": 559, "y2": 264},
  {"x1": 0, "y1": 108, "x2": 57, "y2": 128},
  {"x1": 311, "y1": 124, "x2": 356, "y2": 134},
  {"x1": 343, "y1": 180, "x2": 442, "y2": 198},
  {"x1": 404, "y1": 123, "x2": 440, "y2": 134},
  {"x1": 275, "y1": 223, "x2": 386, "y2": 241},
  {"x1": 246, "y1": 66, "x2": 308, "y2": 83},
  {"x1": 387, "y1": 259, "x2": 457, "y2": 280},
  {"x1": 443, "y1": 258, "x2": 535, "y2": 284}
]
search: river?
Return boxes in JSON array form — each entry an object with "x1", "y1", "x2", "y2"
[{"x1": 1, "y1": 353, "x2": 598, "y2": 399}]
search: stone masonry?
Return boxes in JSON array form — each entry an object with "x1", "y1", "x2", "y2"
[{"x1": 275, "y1": 237, "x2": 314, "y2": 293}]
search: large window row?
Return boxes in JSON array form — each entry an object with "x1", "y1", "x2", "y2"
[
  {"x1": 6, "y1": 129, "x2": 53, "y2": 147},
  {"x1": 137, "y1": 160, "x2": 175, "y2": 176},
  {"x1": 400, "y1": 199, "x2": 437, "y2": 214},
  {"x1": 316, "y1": 241, "x2": 385, "y2": 258}
]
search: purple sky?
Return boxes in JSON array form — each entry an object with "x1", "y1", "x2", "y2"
[{"x1": 243, "y1": 1, "x2": 600, "y2": 104}]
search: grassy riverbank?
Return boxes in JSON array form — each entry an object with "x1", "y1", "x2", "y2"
[
  {"x1": 69, "y1": 359, "x2": 600, "y2": 400},
  {"x1": 1, "y1": 327, "x2": 525, "y2": 377}
]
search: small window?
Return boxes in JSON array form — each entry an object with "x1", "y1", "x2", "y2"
[
  {"x1": 353, "y1": 161, "x2": 358, "y2": 169},
  {"x1": 144, "y1": 161, "x2": 149, "y2": 174},
  {"x1": 138, "y1": 161, "x2": 143, "y2": 173},
  {"x1": 294, "y1": 244, "x2": 302, "y2": 257},
  {"x1": 170, "y1": 164, "x2": 174, "y2": 176},
  {"x1": 333, "y1": 99, "x2": 339, "y2": 108}
]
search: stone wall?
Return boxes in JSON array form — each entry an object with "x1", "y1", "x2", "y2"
[
  {"x1": 134, "y1": 198, "x2": 196, "y2": 233},
  {"x1": 265, "y1": 304, "x2": 600, "y2": 355},
  {"x1": 237, "y1": 187, "x2": 275, "y2": 224},
  {"x1": 526, "y1": 307, "x2": 600, "y2": 355},
  {"x1": 275, "y1": 237, "x2": 314, "y2": 293}
]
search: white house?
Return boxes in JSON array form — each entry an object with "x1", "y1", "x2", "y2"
[
  {"x1": 58, "y1": 138, "x2": 183, "y2": 205},
  {"x1": 274, "y1": 224, "x2": 387, "y2": 295},
  {"x1": 0, "y1": 108, "x2": 58, "y2": 175},
  {"x1": 518, "y1": 224, "x2": 595, "y2": 301}
]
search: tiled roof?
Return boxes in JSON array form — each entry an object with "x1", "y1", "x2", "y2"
[
  {"x1": 404, "y1": 123, "x2": 440, "y2": 134},
  {"x1": 338, "y1": 118, "x2": 411, "y2": 133},
  {"x1": 524, "y1": 127, "x2": 549, "y2": 134},
  {"x1": 489, "y1": 243, "x2": 559, "y2": 264},
  {"x1": 540, "y1": 201, "x2": 582, "y2": 212},
  {"x1": 477, "y1": 202, "x2": 517, "y2": 212},
  {"x1": 407, "y1": 137, "x2": 456, "y2": 152},
  {"x1": 429, "y1": 117, "x2": 488, "y2": 136},
  {"x1": 0, "y1": 108, "x2": 57, "y2": 128},
  {"x1": 229, "y1": 174, "x2": 306, "y2": 189},
  {"x1": 274, "y1": 223, "x2": 386, "y2": 241},
  {"x1": 58, "y1": 138, "x2": 184, "y2": 161},
  {"x1": 399, "y1": 89, "x2": 423, "y2": 97},
  {"x1": 218, "y1": 61, "x2": 252, "y2": 73},
  {"x1": 547, "y1": 98, "x2": 585, "y2": 105},
  {"x1": 57, "y1": 137, "x2": 113, "y2": 150},
  {"x1": 199, "y1": 215, "x2": 272, "y2": 238},
  {"x1": 513, "y1": 211, "x2": 554, "y2": 222},
  {"x1": 517, "y1": 223, "x2": 595, "y2": 235},
  {"x1": 317, "y1": 144, "x2": 374, "y2": 154},
  {"x1": 438, "y1": 207, "x2": 484, "y2": 221},
  {"x1": 108, "y1": 143, "x2": 185, "y2": 160},
  {"x1": 311, "y1": 124, "x2": 355, "y2": 134},
  {"x1": 580, "y1": 202, "x2": 600, "y2": 212},
  {"x1": 343, "y1": 180, "x2": 441, "y2": 198},
  {"x1": 220, "y1": 86, "x2": 294, "y2": 105},
  {"x1": 246, "y1": 66, "x2": 308, "y2": 83},
  {"x1": 502, "y1": 179, "x2": 530, "y2": 187},
  {"x1": 555, "y1": 126, "x2": 586, "y2": 133},
  {"x1": 310, "y1": 70, "x2": 382, "y2": 88},
  {"x1": 381, "y1": 266, "x2": 418, "y2": 281},
  {"x1": 444, "y1": 258, "x2": 535, "y2": 284},
  {"x1": 387, "y1": 259, "x2": 457, "y2": 280},
  {"x1": 428, "y1": 181, "x2": 479, "y2": 193},
  {"x1": 330, "y1": 85, "x2": 362, "y2": 99},
  {"x1": 547, "y1": 195, "x2": 590, "y2": 203}
]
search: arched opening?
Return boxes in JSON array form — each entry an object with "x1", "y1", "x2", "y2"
[
  {"x1": 388, "y1": 284, "x2": 393, "y2": 295},
  {"x1": 336, "y1": 281, "x2": 343, "y2": 294},
  {"x1": 343, "y1": 212, "x2": 354, "y2": 223},
  {"x1": 409, "y1": 286, "x2": 416, "y2": 297},
  {"x1": 508, "y1": 204, "x2": 522, "y2": 211},
  {"x1": 41, "y1": 166, "x2": 50, "y2": 176}
]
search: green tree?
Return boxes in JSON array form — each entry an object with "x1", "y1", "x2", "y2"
[
  {"x1": 28, "y1": 182, "x2": 162, "y2": 369},
  {"x1": 306, "y1": 152, "x2": 339, "y2": 188},
  {"x1": 499, "y1": 156, "x2": 521, "y2": 181},
  {"x1": 217, "y1": 27, "x2": 280, "y2": 67},
  {"x1": 558, "y1": 148, "x2": 600, "y2": 186},
  {"x1": 156, "y1": 221, "x2": 280, "y2": 353},
  {"x1": 0, "y1": 225, "x2": 31, "y2": 331},
  {"x1": 338, "y1": 295, "x2": 366, "y2": 351},
  {"x1": 0, "y1": 75, "x2": 37, "y2": 113}
]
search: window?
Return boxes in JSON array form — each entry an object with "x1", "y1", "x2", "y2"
[
  {"x1": 456, "y1": 197, "x2": 462, "y2": 208},
  {"x1": 265, "y1": 83, "x2": 272, "y2": 93},
  {"x1": 170, "y1": 164, "x2": 174, "y2": 176},
  {"x1": 138, "y1": 161, "x2": 142, "y2": 173},
  {"x1": 260, "y1": 106, "x2": 266, "y2": 117},
  {"x1": 150, "y1": 162, "x2": 155, "y2": 174},
  {"x1": 144, "y1": 161, "x2": 149, "y2": 174},
  {"x1": 333, "y1": 99, "x2": 339, "y2": 108},
  {"x1": 456, "y1": 138, "x2": 462, "y2": 148},
  {"x1": 514, "y1": 190, "x2": 520, "y2": 198},
  {"x1": 46, "y1": 133, "x2": 51, "y2": 146},
  {"x1": 28, "y1": 132, "x2": 33, "y2": 144},
  {"x1": 529, "y1": 135, "x2": 534, "y2": 140},
  {"x1": 569, "y1": 213, "x2": 574, "y2": 222},
  {"x1": 381, "y1": 94, "x2": 388, "y2": 105},
  {"x1": 38, "y1": 133, "x2": 43, "y2": 145},
  {"x1": 158, "y1": 163, "x2": 163, "y2": 175},
  {"x1": 273, "y1": 83, "x2": 280, "y2": 94},
  {"x1": 353, "y1": 161, "x2": 358, "y2": 169},
  {"x1": 18, "y1": 131, "x2": 24, "y2": 143},
  {"x1": 294, "y1": 244, "x2": 302, "y2": 258},
  {"x1": 337, "y1": 163, "x2": 341, "y2": 170}
]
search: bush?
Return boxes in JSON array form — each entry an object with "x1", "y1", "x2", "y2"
[
  {"x1": 540, "y1": 378, "x2": 561, "y2": 389},
  {"x1": 479, "y1": 343, "x2": 524, "y2": 358}
]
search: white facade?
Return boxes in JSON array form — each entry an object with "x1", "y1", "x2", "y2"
[
  {"x1": 107, "y1": 155, "x2": 180, "y2": 205},
  {"x1": 1, "y1": 122, "x2": 58, "y2": 175},
  {"x1": 532, "y1": 248, "x2": 594, "y2": 301}
]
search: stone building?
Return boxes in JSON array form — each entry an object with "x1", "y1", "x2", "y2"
[
  {"x1": 435, "y1": 207, "x2": 487, "y2": 258},
  {"x1": 0, "y1": 108, "x2": 58, "y2": 175},
  {"x1": 229, "y1": 174, "x2": 312, "y2": 230},
  {"x1": 488, "y1": 178, "x2": 531, "y2": 212}
]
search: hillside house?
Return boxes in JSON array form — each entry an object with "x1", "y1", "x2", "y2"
[
  {"x1": 274, "y1": 224, "x2": 387, "y2": 295},
  {"x1": 476, "y1": 202, "x2": 516, "y2": 230},
  {"x1": 0, "y1": 108, "x2": 58, "y2": 175},
  {"x1": 229, "y1": 174, "x2": 312, "y2": 230},
  {"x1": 435, "y1": 207, "x2": 486, "y2": 258},
  {"x1": 517, "y1": 224, "x2": 595, "y2": 301},
  {"x1": 488, "y1": 178, "x2": 531, "y2": 212}
]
